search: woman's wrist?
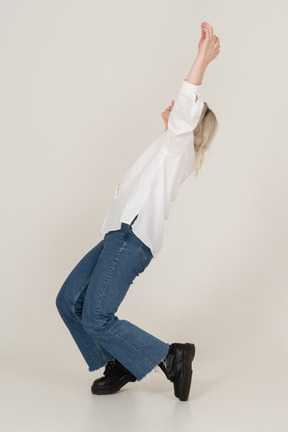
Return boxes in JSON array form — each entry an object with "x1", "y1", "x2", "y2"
[
  {"x1": 185, "y1": 53, "x2": 209, "y2": 86},
  {"x1": 195, "y1": 52, "x2": 210, "y2": 68}
]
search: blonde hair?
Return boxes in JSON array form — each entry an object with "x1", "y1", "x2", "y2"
[{"x1": 193, "y1": 102, "x2": 219, "y2": 177}]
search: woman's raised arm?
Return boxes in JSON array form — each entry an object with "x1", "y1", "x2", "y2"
[{"x1": 186, "y1": 22, "x2": 220, "y2": 86}]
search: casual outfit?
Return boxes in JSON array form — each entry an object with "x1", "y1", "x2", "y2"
[{"x1": 56, "y1": 79, "x2": 204, "y2": 389}]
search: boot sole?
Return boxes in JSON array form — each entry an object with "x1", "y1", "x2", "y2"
[
  {"x1": 91, "y1": 374, "x2": 136, "y2": 395},
  {"x1": 178, "y1": 343, "x2": 195, "y2": 401}
]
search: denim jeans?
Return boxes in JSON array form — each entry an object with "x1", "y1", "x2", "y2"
[{"x1": 56, "y1": 216, "x2": 169, "y2": 381}]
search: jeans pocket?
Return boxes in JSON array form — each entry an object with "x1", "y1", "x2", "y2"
[{"x1": 138, "y1": 242, "x2": 153, "y2": 263}]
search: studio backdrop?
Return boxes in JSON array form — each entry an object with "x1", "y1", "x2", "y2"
[{"x1": 1, "y1": 1, "x2": 287, "y2": 431}]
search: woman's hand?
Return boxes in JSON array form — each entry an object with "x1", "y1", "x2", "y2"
[
  {"x1": 198, "y1": 22, "x2": 220, "y2": 64},
  {"x1": 161, "y1": 100, "x2": 175, "y2": 130}
]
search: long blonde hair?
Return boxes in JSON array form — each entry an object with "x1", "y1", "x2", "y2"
[{"x1": 193, "y1": 102, "x2": 219, "y2": 177}]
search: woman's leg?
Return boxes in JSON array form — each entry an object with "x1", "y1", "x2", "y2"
[
  {"x1": 56, "y1": 239, "x2": 114, "y2": 371},
  {"x1": 81, "y1": 222, "x2": 169, "y2": 381}
]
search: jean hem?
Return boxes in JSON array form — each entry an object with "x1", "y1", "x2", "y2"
[
  {"x1": 135, "y1": 343, "x2": 170, "y2": 382},
  {"x1": 88, "y1": 359, "x2": 107, "y2": 372}
]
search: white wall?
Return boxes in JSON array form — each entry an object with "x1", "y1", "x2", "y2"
[{"x1": 1, "y1": 0, "x2": 287, "y2": 430}]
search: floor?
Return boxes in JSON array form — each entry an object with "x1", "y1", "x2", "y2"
[{"x1": 2, "y1": 335, "x2": 287, "y2": 432}]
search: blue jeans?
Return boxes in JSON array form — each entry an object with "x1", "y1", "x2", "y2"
[{"x1": 55, "y1": 216, "x2": 169, "y2": 381}]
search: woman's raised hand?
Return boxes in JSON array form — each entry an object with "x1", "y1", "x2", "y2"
[{"x1": 198, "y1": 22, "x2": 220, "y2": 64}]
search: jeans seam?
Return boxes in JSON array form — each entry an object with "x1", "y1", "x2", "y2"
[
  {"x1": 94, "y1": 240, "x2": 125, "y2": 320},
  {"x1": 94, "y1": 341, "x2": 111, "y2": 363},
  {"x1": 71, "y1": 279, "x2": 90, "y2": 323},
  {"x1": 91, "y1": 234, "x2": 155, "y2": 368},
  {"x1": 87, "y1": 226, "x2": 156, "y2": 370}
]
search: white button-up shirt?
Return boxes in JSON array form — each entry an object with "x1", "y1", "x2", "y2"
[{"x1": 100, "y1": 79, "x2": 205, "y2": 258}]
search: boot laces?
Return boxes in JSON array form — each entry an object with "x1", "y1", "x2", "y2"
[
  {"x1": 159, "y1": 358, "x2": 174, "y2": 382},
  {"x1": 103, "y1": 360, "x2": 116, "y2": 377}
]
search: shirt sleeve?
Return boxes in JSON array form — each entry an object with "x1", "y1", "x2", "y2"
[{"x1": 163, "y1": 79, "x2": 205, "y2": 156}]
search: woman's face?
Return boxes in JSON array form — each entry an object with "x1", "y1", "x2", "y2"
[{"x1": 161, "y1": 100, "x2": 175, "y2": 129}]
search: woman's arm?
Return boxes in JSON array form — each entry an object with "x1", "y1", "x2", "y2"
[
  {"x1": 162, "y1": 22, "x2": 220, "y2": 156},
  {"x1": 185, "y1": 54, "x2": 208, "y2": 86},
  {"x1": 186, "y1": 22, "x2": 220, "y2": 85}
]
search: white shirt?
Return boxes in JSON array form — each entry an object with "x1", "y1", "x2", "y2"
[{"x1": 100, "y1": 79, "x2": 205, "y2": 258}]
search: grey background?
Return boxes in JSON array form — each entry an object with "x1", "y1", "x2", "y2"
[{"x1": 1, "y1": 0, "x2": 287, "y2": 431}]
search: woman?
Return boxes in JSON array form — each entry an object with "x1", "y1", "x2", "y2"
[{"x1": 56, "y1": 22, "x2": 220, "y2": 402}]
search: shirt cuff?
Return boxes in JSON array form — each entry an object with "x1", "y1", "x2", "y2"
[{"x1": 181, "y1": 79, "x2": 202, "y2": 97}]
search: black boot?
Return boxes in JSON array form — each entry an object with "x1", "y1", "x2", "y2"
[
  {"x1": 91, "y1": 359, "x2": 137, "y2": 395},
  {"x1": 158, "y1": 343, "x2": 195, "y2": 401}
]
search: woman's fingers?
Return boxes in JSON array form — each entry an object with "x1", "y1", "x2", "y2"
[
  {"x1": 201, "y1": 22, "x2": 214, "y2": 40},
  {"x1": 201, "y1": 23, "x2": 220, "y2": 48},
  {"x1": 201, "y1": 23, "x2": 211, "y2": 32},
  {"x1": 201, "y1": 22, "x2": 214, "y2": 33},
  {"x1": 214, "y1": 36, "x2": 220, "y2": 48},
  {"x1": 201, "y1": 26, "x2": 210, "y2": 41}
]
